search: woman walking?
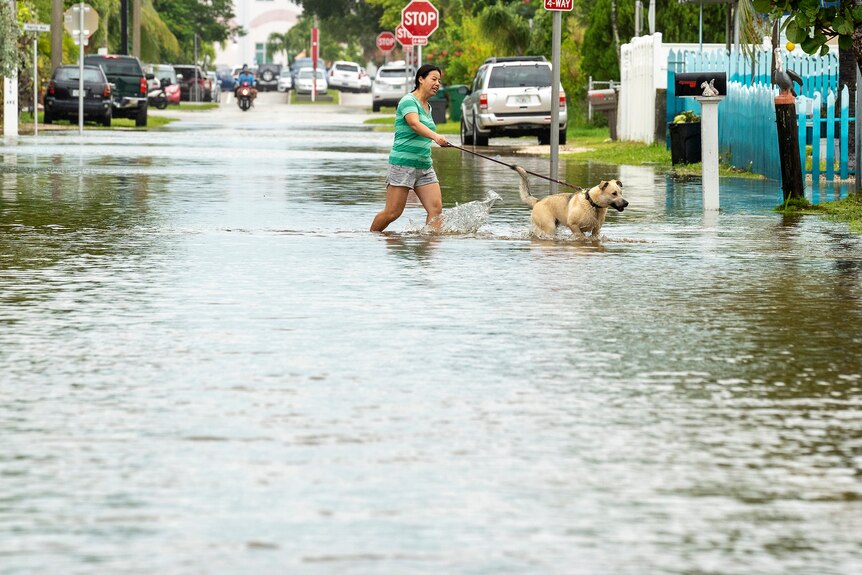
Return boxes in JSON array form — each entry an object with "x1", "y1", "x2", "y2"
[{"x1": 370, "y1": 64, "x2": 450, "y2": 232}]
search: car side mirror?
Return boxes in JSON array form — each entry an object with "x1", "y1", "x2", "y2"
[
  {"x1": 176, "y1": 73, "x2": 184, "y2": 80},
  {"x1": 145, "y1": 73, "x2": 155, "y2": 80}
]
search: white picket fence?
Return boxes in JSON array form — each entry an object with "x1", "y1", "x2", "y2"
[{"x1": 618, "y1": 33, "x2": 728, "y2": 143}]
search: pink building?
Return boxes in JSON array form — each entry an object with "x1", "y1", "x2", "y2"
[{"x1": 215, "y1": 0, "x2": 302, "y2": 68}]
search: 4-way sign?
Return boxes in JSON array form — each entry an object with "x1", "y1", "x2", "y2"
[{"x1": 544, "y1": 0, "x2": 574, "y2": 10}]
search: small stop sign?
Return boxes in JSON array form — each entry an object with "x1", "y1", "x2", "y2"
[
  {"x1": 401, "y1": 0, "x2": 439, "y2": 39},
  {"x1": 376, "y1": 32, "x2": 396, "y2": 53}
]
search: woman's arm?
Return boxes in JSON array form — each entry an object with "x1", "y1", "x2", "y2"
[{"x1": 404, "y1": 112, "x2": 449, "y2": 147}]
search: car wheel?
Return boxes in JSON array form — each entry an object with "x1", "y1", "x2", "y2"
[
  {"x1": 460, "y1": 117, "x2": 474, "y2": 145},
  {"x1": 135, "y1": 106, "x2": 148, "y2": 127},
  {"x1": 43, "y1": 111, "x2": 53, "y2": 124},
  {"x1": 473, "y1": 116, "x2": 489, "y2": 147},
  {"x1": 372, "y1": 102, "x2": 380, "y2": 112},
  {"x1": 538, "y1": 131, "x2": 551, "y2": 145},
  {"x1": 101, "y1": 112, "x2": 112, "y2": 127},
  {"x1": 559, "y1": 129, "x2": 567, "y2": 146}
]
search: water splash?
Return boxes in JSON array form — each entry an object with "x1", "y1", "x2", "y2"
[{"x1": 407, "y1": 190, "x2": 501, "y2": 234}]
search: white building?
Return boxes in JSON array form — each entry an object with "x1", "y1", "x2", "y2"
[{"x1": 215, "y1": 0, "x2": 303, "y2": 68}]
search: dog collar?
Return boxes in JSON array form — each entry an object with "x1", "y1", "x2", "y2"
[{"x1": 584, "y1": 190, "x2": 602, "y2": 210}]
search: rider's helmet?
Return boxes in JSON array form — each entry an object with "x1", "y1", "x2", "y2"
[{"x1": 241, "y1": 64, "x2": 249, "y2": 73}]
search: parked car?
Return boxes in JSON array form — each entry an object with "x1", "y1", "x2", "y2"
[
  {"x1": 257, "y1": 63, "x2": 282, "y2": 92},
  {"x1": 83, "y1": 54, "x2": 150, "y2": 126},
  {"x1": 206, "y1": 71, "x2": 221, "y2": 101},
  {"x1": 148, "y1": 63, "x2": 180, "y2": 105},
  {"x1": 294, "y1": 67, "x2": 328, "y2": 96},
  {"x1": 460, "y1": 56, "x2": 566, "y2": 146},
  {"x1": 173, "y1": 64, "x2": 211, "y2": 102},
  {"x1": 290, "y1": 57, "x2": 314, "y2": 87},
  {"x1": 43, "y1": 64, "x2": 113, "y2": 126},
  {"x1": 216, "y1": 67, "x2": 235, "y2": 91},
  {"x1": 277, "y1": 68, "x2": 293, "y2": 92},
  {"x1": 372, "y1": 60, "x2": 414, "y2": 112},
  {"x1": 328, "y1": 60, "x2": 364, "y2": 92}
]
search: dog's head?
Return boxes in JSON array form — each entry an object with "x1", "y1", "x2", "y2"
[{"x1": 592, "y1": 180, "x2": 628, "y2": 212}]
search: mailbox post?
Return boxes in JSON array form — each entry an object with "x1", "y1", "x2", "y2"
[{"x1": 674, "y1": 72, "x2": 726, "y2": 210}]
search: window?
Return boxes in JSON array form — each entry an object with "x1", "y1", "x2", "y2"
[{"x1": 487, "y1": 65, "x2": 552, "y2": 89}]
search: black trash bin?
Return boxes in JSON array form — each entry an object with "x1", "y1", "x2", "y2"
[
  {"x1": 669, "y1": 122, "x2": 702, "y2": 165},
  {"x1": 429, "y1": 98, "x2": 447, "y2": 124}
]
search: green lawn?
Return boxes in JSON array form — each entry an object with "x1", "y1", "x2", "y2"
[
  {"x1": 289, "y1": 91, "x2": 340, "y2": 105},
  {"x1": 18, "y1": 111, "x2": 178, "y2": 130}
]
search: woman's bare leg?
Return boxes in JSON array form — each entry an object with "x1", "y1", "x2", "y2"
[
  {"x1": 370, "y1": 185, "x2": 410, "y2": 232},
  {"x1": 414, "y1": 183, "x2": 443, "y2": 232}
]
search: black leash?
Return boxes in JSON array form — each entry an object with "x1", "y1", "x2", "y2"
[{"x1": 445, "y1": 142, "x2": 585, "y2": 192}]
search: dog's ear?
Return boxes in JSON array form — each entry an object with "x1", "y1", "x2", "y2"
[
  {"x1": 616, "y1": 180, "x2": 622, "y2": 187},
  {"x1": 600, "y1": 181, "x2": 608, "y2": 190}
]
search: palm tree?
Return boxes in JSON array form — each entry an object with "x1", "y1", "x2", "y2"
[{"x1": 266, "y1": 31, "x2": 290, "y2": 65}]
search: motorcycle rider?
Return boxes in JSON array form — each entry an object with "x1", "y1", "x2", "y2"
[{"x1": 234, "y1": 64, "x2": 257, "y2": 102}]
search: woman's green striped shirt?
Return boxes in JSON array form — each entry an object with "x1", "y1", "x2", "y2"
[{"x1": 388, "y1": 94, "x2": 436, "y2": 169}]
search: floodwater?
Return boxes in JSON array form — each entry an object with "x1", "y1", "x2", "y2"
[{"x1": 1, "y1": 96, "x2": 861, "y2": 575}]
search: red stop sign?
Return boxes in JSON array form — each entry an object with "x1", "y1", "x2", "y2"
[
  {"x1": 395, "y1": 24, "x2": 413, "y2": 48},
  {"x1": 401, "y1": 0, "x2": 439, "y2": 39},
  {"x1": 376, "y1": 32, "x2": 396, "y2": 53}
]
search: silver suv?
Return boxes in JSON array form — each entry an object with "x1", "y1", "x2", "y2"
[{"x1": 460, "y1": 56, "x2": 566, "y2": 146}]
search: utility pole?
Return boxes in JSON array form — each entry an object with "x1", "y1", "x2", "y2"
[
  {"x1": 132, "y1": 0, "x2": 141, "y2": 58},
  {"x1": 120, "y1": 0, "x2": 128, "y2": 55},
  {"x1": 51, "y1": 0, "x2": 62, "y2": 70},
  {"x1": 3, "y1": 0, "x2": 19, "y2": 138}
]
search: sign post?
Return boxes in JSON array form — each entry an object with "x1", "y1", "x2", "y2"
[
  {"x1": 23, "y1": 23, "x2": 50, "y2": 136},
  {"x1": 64, "y1": 3, "x2": 98, "y2": 135},
  {"x1": 311, "y1": 25, "x2": 319, "y2": 103},
  {"x1": 396, "y1": 24, "x2": 414, "y2": 99},
  {"x1": 544, "y1": 0, "x2": 573, "y2": 194},
  {"x1": 401, "y1": 0, "x2": 439, "y2": 68}
]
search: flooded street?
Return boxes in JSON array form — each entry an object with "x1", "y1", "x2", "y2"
[{"x1": 1, "y1": 92, "x2": 861, "y2": 574}]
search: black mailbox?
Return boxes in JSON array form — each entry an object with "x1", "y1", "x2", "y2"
[
  {"x1": 588, "y1": 88, "x2": 617, "y2": 111},
  {"x1": 674, "y1": 72, "x2": 727, "y2": 97}
]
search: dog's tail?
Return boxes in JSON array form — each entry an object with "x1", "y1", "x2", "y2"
[{"x1": 514, "y1": 166, "x2": 537, "y2": 207}]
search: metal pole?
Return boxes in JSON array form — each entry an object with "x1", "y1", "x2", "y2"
[
  {"x1": 33, "y1": 37, "x2": 37, "y2": 136},
  {"x1": 194, "y1": 34, "x2": 199, "y2": 102},
  {"x1": 699, "y1": 4, "x2": 703, "y2": 52},
  {"x1": 856, "y1": 66, "x2": 861, "y2": 193},
  {"x1": 120, "y1": 0, "x2": 128, "y2": 55},
  {"x1": 78, "y1": 2, "x2": 84, "y2": 135},
  {"x1": 549, "y1": 10, "x2": 562, "y2": 195},
  {"x1": 635, "y1": 1, "x2": 641, "y2": 37},
  {"x1": 418, "y1": 44, "x2": 422, "y2": 68}
]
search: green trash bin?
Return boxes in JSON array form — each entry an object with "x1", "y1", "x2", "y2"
[
  {"x1": 428, "y1": 88, "x2": 447, "y2": 124},
  {"x1": 445, "y1": 85, "x2": 468, "y2": 123}
]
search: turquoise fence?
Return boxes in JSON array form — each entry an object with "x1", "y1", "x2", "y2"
[{"x1": 667, "y1": 48, "x2": 853, "y2": 182}]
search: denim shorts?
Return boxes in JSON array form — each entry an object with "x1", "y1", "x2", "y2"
[{"x1": 386, "y1": 164, "x2": 439, "y2": 189}]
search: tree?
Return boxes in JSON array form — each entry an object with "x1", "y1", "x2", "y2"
[
  {"x1": 753, "y1": 0, "x2": 862, "y2": 73},
  {"x1": 151, "y1": 0, "x2": 238, "y2": 63}
]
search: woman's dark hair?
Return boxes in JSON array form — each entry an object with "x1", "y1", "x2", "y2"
[{"x1": 414, "y1": 64, "x2": 442, "y2": 90}]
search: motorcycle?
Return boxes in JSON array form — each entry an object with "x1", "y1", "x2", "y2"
[
  {"x1": 236, "y1": 81, "x2": 253, "y2": 111},
  {"x1": 147, "y1": 83, "x2": 168, "y2": 110}
]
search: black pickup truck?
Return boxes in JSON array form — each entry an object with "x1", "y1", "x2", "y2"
[{"x1": 83, "y1": 54, "x2": 152, "y2": 126}]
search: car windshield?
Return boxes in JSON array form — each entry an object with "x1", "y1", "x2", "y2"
[
  {"x1": 54, "y1": 67, "x2": 104, "y2": 83},
  {"x1": 154, "y1": 66, "x2": 177, "y2": 83},
  {"x1": 378, "y1": 68, "x2": 409, "y2": 78},
  {"x1": 335, "y1": 64, "x2": 358, "y2": 72},
  {"x1": 488, "y1": 65, "x2": 552, "y2": 88},
  {"x1": 299, "y1": 70, "x2": 325, "y2": 80},
  {"x1": 87, "y1": 58, "x2": 142, "y2": 76},
  {"x1": 280, "y1": 70, "x2": 291, "y2": 78}
]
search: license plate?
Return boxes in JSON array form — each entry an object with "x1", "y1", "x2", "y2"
[
  {"x1": 510, "y1": 95, "x2": 533, "y2": 105},
  {"x1": 71, "y1": 89, "x2": 79, "y2": 97}
]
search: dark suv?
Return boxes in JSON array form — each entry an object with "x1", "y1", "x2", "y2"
[
  {"x1": 460, "y1": 56, "x2": 567, "y2": 146},
  {"x1": 256, "y1": 64, "x2": 282, "y2": 92},
  {"x1": 83, "y1": 54, "x2": 151, "y2": 126}
]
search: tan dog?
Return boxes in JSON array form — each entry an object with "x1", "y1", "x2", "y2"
[{"x1": 515, "y1": 166, "x2": 627, "y2": 239}]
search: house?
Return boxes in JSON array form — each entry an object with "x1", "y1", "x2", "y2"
[{"x1": 215, "y1": 0, "x2": 302, "y2": 68}]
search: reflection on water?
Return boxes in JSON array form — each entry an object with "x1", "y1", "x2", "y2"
[{"x1": 1, "y1": 120, "x2": 861, "y2": 575}]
